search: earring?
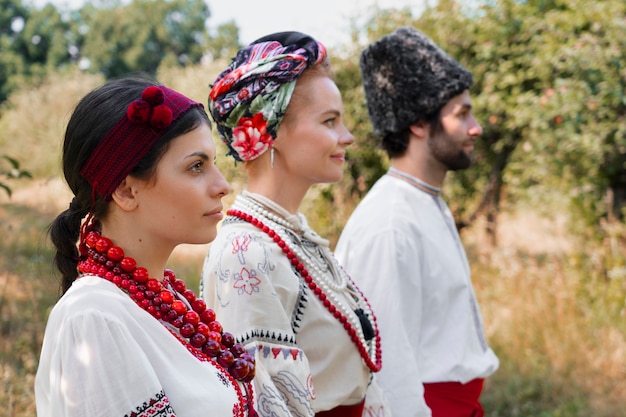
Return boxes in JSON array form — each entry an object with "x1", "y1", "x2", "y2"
[{"x1": 270, "y1": 146, "x2": 275, "y2": 168}]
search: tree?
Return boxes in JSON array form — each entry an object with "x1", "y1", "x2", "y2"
[
  {"x1": 206, "y1": 20, "x2": 241, "y2": 60},
  {"x1": 0, "y1": 0, "x2": 29, "y2": 103},
  {"x1": 328, "y1": 0, "x2": 626, "y2": 245},
  {"x1": 15, "y1": 4, "x2": 70, "y2": 69},
  {"x1": 447, "y1": 0, "x2": 626, "y2": 239},
  {"x1": 0, "y1": 0, "x2": 74, "y2": 104},
  {"x1": 79, "y1": 0, "x2": 211, "y2": 77}
]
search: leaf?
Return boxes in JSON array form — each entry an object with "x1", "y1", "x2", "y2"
[{"x1": 0, "y1": 183, "x2": 12, "y2": 198}]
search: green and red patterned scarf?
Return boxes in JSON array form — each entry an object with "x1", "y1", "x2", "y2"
[{"x1": 209, "y1": 31, "x2": 327, "y2": 162}]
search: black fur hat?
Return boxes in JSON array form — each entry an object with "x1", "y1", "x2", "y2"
[{"x1": 360, "y1": 26, "x2": 473, "y2": 138}]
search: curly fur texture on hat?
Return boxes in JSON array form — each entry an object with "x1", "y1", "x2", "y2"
[{"x1": 360, "y1": 26, "x2": 473, "y2": 138}]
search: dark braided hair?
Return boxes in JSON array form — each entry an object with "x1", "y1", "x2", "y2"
[{"x1": 48, "y1": 76, "x2": 210, "y2": 294}]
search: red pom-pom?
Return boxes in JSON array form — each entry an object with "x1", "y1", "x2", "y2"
[
  {"x1": 127, "y1": 100, "x2": 150, "y2": 124},
  {"x1": 141, "y1": 86, "x2": 165, "y2": 105},
  {"x1": 150, "y1": 104, "x2": 173, "y2": 129}
]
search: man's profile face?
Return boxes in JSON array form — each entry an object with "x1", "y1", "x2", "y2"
[{"x1": 427, "y1": 90, "x2": 482, "y2": 171}]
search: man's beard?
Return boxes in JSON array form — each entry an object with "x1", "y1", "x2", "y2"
[{"x1": 428, "y1": 131, "x2": 473, "y2": 171}]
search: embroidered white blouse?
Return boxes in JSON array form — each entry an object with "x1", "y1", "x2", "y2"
[
  {"x1": 35, "y1": 276, "x2": 248, "y2": 417},
  {"x1": 201, "y1": 192, "x2": 389, "y2": 416},
  {"x1": 335, "y1": 171, "x2": 500, "y2": 417}
]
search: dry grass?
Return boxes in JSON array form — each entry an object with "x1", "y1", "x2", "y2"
[
  {"x1": 465, "y1": 213, "x2": 626, "y2": 417},
  {"x1": 0, "y1": 71, "x2": 104, "y2": 179},
  {"x1": 0, "y1": 189, "x2": 60, "y2": 417}
]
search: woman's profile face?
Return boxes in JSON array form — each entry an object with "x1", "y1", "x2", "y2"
[
  {"x1": 272, "y1": 75, "x2": 354, "y2": 188},
  {"x1": 129, "y1": 122, "x2": 229, "y2": 246}
]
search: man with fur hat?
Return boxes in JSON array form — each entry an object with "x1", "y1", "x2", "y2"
[{"x1": 335, "y1": 27, "x2": 499, "y2": 417}]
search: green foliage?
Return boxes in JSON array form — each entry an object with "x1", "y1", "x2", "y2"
[
  {"x1": 438, "y1": 0, "x2": 626, "y2": 232},
  {"x1": 206, "y1": 20, "x2": 242, "y2": 60},
  {"x1": 79, "y1": 0, "x2": 211, "y2": 77},
  {"x1": 332, "y1": 0, "x2": 626, "y2": 239},
  {"x1": 17, "y1": 4, "x2": 70, "y2": 69},
  {"x1": 0, "y1": 0, "x2": 231, "y2": 104},
  {"x1": 481, "y1": 356, "x2": 591, "y2": 417},
  {"x1": 0, "y1": 2, "x2": 74, "y2": 103},
  {"x1": 0, "y1": 155, "x2": 31, "y2": 197},
  {"x1": 0, "y1": 0, "x2": 29, "y2": 103},
  {"x1": 333, "y1": 53, "x2": 388, "y2": 198}
]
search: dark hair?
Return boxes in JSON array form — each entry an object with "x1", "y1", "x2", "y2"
[
  {"x1": 381, "y1": 108, "x2": 442, "y2": 158},
  {"x1": 49, "y1": 76, "x2": 210, "y2": 294}
]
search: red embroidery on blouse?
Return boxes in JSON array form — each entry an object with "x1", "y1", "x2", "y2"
[
  {"x1": 233, "y1": 267, "x2": 261, "y2": 295},
  {"x1": 231, "y1": 235, "x2": 252, "y2": 254},
  {"x1": 126, "y1": 390, "x2": 174, "y2": 417}
]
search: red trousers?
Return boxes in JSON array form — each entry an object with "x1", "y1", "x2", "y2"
[
  {"x1": 315, "y1": 399, "x2": 365, "y2": 417},
  {"x1": 423, "y1": 378, "x2": 485, "y2": 417}
]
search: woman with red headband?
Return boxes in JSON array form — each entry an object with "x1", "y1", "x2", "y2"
[
  {"x1": 35, "y1": 76, "x2": 256, "y2": 417},
  {"x1": 202, "y1": 32, "x2": 390, "y2": 416}
]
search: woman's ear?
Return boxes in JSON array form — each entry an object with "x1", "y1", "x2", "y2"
[{"x1": 111, "y1": 178, "x2": 138, "y2": 212}]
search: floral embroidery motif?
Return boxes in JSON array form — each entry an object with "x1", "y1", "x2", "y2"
[
  {"x1": 233, "y1": 267, "x2": 261, "y2": 295},
  {"x1": 231, "y1": 113, "x2": 273, "y2": 161},
  {"x1": 125, "y1": 390, "x2": 175, "y2": 417},
  {"x1": 231, "y1": 234, "x2": 252, "y2": 264}
]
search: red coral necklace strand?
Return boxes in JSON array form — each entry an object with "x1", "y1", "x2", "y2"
[
  {"x1": 77, "y1": 230, "x2": 257, "y2": 417},
  {"x1": 228, "y1": 209, "x2": 383, "y2": 372}
]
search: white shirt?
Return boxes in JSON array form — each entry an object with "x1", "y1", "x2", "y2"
[
  {"x1": 35, "y1": 276, "x2": 247, "y2": 417},
  {"x1": 335, "y1": 172, "x2": 499, "y2": 417},
  {"x1": 201, "y1": 192, "x2": 390, "y2": 416}
]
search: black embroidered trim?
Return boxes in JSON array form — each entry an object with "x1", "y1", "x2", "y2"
[
  {"x1": 125, "y1": 390, "x2": 175, "y2": 417},
  {"x1": 235, "y1": 328, "x2": 297, "y2": 346},
  {"x1": 291, "y1": 277, "x2": 308, "y2": 335}
]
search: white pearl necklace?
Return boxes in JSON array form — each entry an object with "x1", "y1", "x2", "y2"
[{"x1": 239, "y1": 192, "x2": 298, "y2": 230}]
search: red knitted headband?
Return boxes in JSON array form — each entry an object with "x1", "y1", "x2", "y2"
[{"x1": 80, "y1": 85, "x2": 204, "y2": 201}]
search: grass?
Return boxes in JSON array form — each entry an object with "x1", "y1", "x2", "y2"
[
  {"x1": 0, "y1": 201, "x2": 58, "y2": 417},
  {"x1": 465, "y1": 214, "x2": 626, "y2": 417}
]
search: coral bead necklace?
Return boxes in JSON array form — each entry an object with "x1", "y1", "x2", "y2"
[
  {"x1": 227, "y1": 205, "x2": 382, "y2": 372},
  {"x1": 77, "y1": 230, "x2": 256, "y2": 417}
]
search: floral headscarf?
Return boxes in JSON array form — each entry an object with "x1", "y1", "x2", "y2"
[{"x1": 209, "y1": 31, "x2": 327, "y2": 162}]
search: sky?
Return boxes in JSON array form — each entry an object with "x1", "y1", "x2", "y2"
[
  {"x1": 205, "y1": 0, "x2": 424, "y2": 47},
  {"x1": 29, "y1": 0, "x2": 426, "y2": 48}
]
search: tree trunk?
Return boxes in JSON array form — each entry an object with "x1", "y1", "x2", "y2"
[{"x1": 457, "y1": 138, "x2": 519, "y2": 246}]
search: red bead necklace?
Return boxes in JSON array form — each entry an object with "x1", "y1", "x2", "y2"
[
  {"x1": 77, "y1": 231, "x2": 256, "y2": 416},
  {"x1": 228, "y1": 209, "x2": 383, "y2": 372}
]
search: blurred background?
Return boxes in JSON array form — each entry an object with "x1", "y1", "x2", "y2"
[{"x1": 1, "y1": 0, "x2": 625, "y2": 415}]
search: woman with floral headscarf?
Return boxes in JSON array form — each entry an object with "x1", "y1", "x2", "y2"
[{"x1": 201, "y1": 32, "x2": 390, "y2": 417}]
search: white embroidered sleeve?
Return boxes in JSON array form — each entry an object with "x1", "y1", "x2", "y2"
[
  {"x1": 202, "y1": 227, "x2": 315, "y2": 417},
  {"x1": 36, "y1": 309, "x2": 176, "y2": 417}
]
